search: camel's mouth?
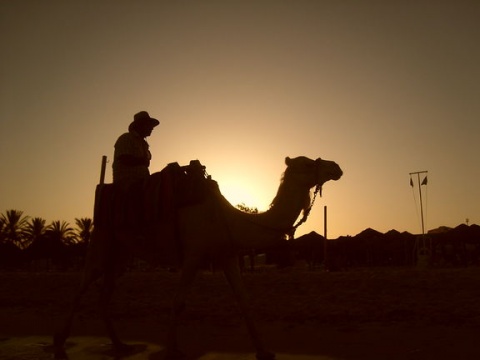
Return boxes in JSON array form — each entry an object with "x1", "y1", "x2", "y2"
[
  {"x1": 332, "y1": 167, "x2": 343, "y2": 180},
  {"x1": 318, "y1": 162, "x2": 343, "y2": 184},
  {"x1": 315, "y1": 158, "x2": 342, "y2": 177}
]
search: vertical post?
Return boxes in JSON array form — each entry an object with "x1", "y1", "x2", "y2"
[
  {"x1": 324, "y1": 205, "x2": 327, "y2": 239},
  {"x1": 94, "y1": 155, "x2": 107, "y2": 224},
  {"x1": 324, "y1": 205, "x2": 328, "y2": 270},
  {"x1": 99, "y1": 155, "x2": 107, "y2": 184}
]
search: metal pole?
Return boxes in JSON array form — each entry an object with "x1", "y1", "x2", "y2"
[
  {"x1": 417, "y1": 173, "x2": 425, "y2": 237},
  {"x1": 409, "y1": 170, "x2": 428, "y2": 238},
  {"x1": 324, "y1": 205, "x2": 328, "y2": 270},
  {"x1": 409, "y1": 170, "x2": 428, "y2": 265}
]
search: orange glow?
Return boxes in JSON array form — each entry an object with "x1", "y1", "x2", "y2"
[{"x1": 1, "y1": 1, "x2": 479, "y2": 238}]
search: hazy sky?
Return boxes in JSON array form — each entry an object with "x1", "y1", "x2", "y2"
[{"x1": 1, "y1": 0, "x2": 479, "y2": 238}]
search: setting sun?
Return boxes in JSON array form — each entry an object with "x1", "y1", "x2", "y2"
[{"x1": 218, "y1": 180, "x2": 261, "y2": 211}]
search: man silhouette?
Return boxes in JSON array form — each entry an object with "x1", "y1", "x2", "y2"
[{"x1": 112, "y1": 111, "x2": 159, "y2": 190}]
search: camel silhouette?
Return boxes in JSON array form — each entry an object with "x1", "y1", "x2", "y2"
[{"x1": 53, "y1": 156, "x2": 342, "y2": 360}]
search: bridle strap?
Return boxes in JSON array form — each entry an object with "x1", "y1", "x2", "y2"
[{"x1": 288, "y1": 184, "x2": 321, "y2": 239}]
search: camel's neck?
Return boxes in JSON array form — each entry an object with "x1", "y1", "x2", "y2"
[
  {"x1": 216, "y1": 176, "x2": 313, "y2": 250},
  {"x1": 258, "y1": 179, "x2": 311, "y2": 231}
]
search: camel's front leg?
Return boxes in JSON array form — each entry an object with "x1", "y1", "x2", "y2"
[
  {"x1": 98, "y1": 270, "x2": 132, "y2": 352},
  {"x1": 53, "y1": 271, "x2": 96, "y2": 359},
  {"x1": 222, "y1": 257, "x2": 275, "y2": 360},
  {"x1": 53, "y1": 256, "x2": 104, "y2": 359},
  {"x1": 165, "y1": 256, "x2": 201, "y2": 359}
]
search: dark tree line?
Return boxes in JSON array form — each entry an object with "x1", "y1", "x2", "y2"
[
  {"x1": 2, "y1": 209, "x2": 479, "y2": 271},
  {"x1": 0, "y1": 209, "x2": 92, "y2": 270}
]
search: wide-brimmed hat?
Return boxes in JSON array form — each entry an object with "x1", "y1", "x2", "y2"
[{"x1": 131, "y1": 111, "x2": 160, "y2": 128}]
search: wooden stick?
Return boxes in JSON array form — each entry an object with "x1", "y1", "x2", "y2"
[{"x1": 99, "y1": 155, "x2": 107, "y2": 184}]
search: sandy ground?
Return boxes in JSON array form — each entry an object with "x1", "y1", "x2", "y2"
[
  {"x1": 1, "y1": 268, "x2": 480, "y2": 359},
  {"x1": 1, "y1": 319, "x2": 480, "y2": 360}
]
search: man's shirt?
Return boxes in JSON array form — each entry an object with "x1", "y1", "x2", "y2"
[{"x1": 112, "y1": 130, "x2": 151, "y2": 186}]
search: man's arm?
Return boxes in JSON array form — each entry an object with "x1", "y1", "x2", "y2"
[{"x1": 116, "y1": 154, "x2": 149, "y2": 167}]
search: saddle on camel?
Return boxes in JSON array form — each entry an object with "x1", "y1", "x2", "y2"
[{"x1": 93, "y1": 159, "x2": 213, "y2": 267}]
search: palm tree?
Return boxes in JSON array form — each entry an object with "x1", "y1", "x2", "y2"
[
  {"x1": 0, "y1": 217, "x2": 6, "y2": 244},
  {"x1": 236, "y1": 203, "x2": 259, "y2": 214},
  {"x1": 0, "y1": 215, "x2": 24, "y2": 269},
  {"x1": 46, "y1": 220, "x2": 76, "y2": 245},
  {"x1": 34, "y1": 220, "x2": 76, "y2": 270},
  {"x1": 70, "y1": 217, "x2": 93, "y2": 269},
  {"x1": 0, "y1": 209, "x2": 29, "y2": 249},
  {"x1": 23, "y1": 217, "x2": 47, "y2": 249},
  {"x1": 74, "y1": 217, "x2": 93, "y2": 245}
]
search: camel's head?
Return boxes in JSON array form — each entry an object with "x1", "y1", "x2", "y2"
[{"x1": 285, "y1": 156, "x2": 343, "y2": 189}]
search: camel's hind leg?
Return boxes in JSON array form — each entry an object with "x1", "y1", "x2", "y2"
[{"x1": 222, "y1": 257, "x2": 276, "y2": 360}]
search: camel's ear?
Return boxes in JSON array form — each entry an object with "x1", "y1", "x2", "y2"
[{"x1": 285, "y1": 157, "x2": 291, "y2": 166}]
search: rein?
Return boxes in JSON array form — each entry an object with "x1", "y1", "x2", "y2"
[
  {"x1": 238, "y1": 183, "x2": 322, "y2": 239},
  {"x1": 288, "y1": 184, "x2": 322, "y2": 239}
]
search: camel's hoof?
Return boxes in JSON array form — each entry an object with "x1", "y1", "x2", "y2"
[
  {"x1": 165, "y1": 348, "x2": 186, "y2": 359},
  {"x1": 53, "y1": 333, "x2": 66, "y2": 348},
  {"x1": 52, "y1": 334, "x2": 68, "y2": 359},
  {"x1": 113, "y1": 342, "x2": 136, "y2": 354},
  {"x1": 53, "y1": 348, "x2": 68, "y2": 360},
  {"x1": 256, "y1": 350, "x2": 276, "y2": 360}
]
